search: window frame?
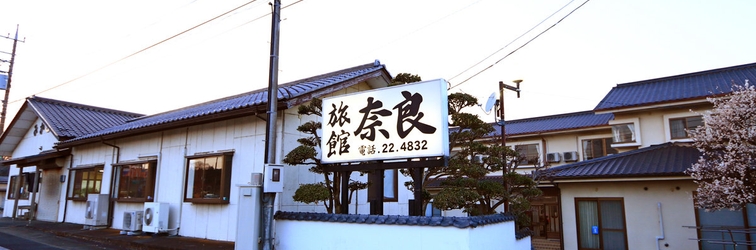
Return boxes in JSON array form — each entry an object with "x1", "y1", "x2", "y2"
[
  {"x1": 581, "y1": 137, "x2": 618, "y2": 161},
  {"x1": 664, "y1": 112, "x2": 704, "y2": 142},
  {"x1": 113, "y1": 160, "x2": 158, "y2": 203},
  {"x1": 575, "y1": 197, "x2": 628, "y2": 250},
  {"x1": 67, "y1": 165, "x2": 105, "y2": 201},
  {"x1": 8, "y1": 173, "x2": 31, "y2": 200},
  {"x1": 184, "y1": 152, "x2": 233, "y2": 204},
  {"x1": 692, "y1": 192, "x2": 755, "y2": 249},
  {"x1": 609, "y1": 118, "x2": 641, "y2": 147},
  {"x1": 515, "y1": 143, "x2": 540, "y2": 166}
]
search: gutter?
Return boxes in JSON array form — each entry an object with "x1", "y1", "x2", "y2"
[{"x1": 101, "y1": 139, "x2": 120, "y2": 228}]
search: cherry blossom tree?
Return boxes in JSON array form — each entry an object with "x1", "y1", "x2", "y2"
[{"x1": 687, "y1": 81, "x2": 756, "y2": 211}]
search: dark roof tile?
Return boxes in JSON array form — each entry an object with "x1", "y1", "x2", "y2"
[
  {"x1": 274, "y1": 211, "x2": 514, "y2": 229},
  {"x1": 59, "y1": 62, "x2": 388, "y2": 146},
  {"x1": 544, "y1": 142, "x2": 699, "y2": 179},
  {"x1": 28, "y1": 96, "x2": 143, "y2": 139},
  {"x1": 594, "y1": 62, "x2": 756, "y2": 111},
  {"x1": 484, "y1": 111, "x2": 613, "y2": 137}
]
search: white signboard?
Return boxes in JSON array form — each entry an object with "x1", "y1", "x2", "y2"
[{"x1": 321, "y1": 79, "x2": 449, "y2": 163}]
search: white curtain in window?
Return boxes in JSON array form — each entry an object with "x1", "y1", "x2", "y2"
[
  {"x1": 670, "y1": 119, "x2": 686, "y2": 138},
  {"x1": 578, "y1": 201, "x2": 600, "y2": 248},
  {"x1": 612, "y1": 124, "x2": 635, "y2": 143}
]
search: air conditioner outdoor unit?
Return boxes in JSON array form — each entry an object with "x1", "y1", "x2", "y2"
[
  {"x1": 84, "y1": 194, "x2": 109, "y2": 226},
  {"x1": 123, "y1": 211, "x2": 143, "y2": 232},
  {"x1": 563, "y1": 151, "x2": 579, "y2": 162},
  {"x1": 546, "y1": 152, "x2": 561, "y2": 163},
  {"x1": 143, "y1": 202, "x2": 169, "y2": 233}
]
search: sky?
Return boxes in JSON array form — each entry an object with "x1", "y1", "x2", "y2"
[{"x1": 0, "y1": 0, "x2": 755, "y2": 126}]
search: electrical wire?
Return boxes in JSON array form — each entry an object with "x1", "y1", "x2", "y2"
[
  {"x1": 231, "y1": 0, "x2": 305, "y2": 30},
  {"x1": 447, "y1": 0, "x2": 576, "y2": 83},
  {"x1": 448, "y1": 0, "x2": 591, "y2": 90},
  {"x1": 14, "y1": 0, "x2": 259, "y2": 103}
]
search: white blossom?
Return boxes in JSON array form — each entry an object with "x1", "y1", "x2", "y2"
[{"x1": 687, "y1": 82, "x2": 756, "y2": 211}]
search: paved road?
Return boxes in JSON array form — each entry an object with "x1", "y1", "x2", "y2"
[
  {"x1": 0, "y1": 231, "x2": 62, "y2": 250},
  {"x1": 0, "y1": 220, "x2": 127, "y2": 250}
]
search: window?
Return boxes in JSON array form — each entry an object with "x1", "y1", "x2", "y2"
[
  {"x1": 114, "y1": 161, "x2": 157, "y2": 202},
  {"x1": 582, "y1": 138, "x2": 618, "y2": 160},
  {"x1": 8, "y1": 174, "x2": 31, "y2": 200},
  {"x1": 611, "y1": 123, "x2": 636, "y2": 143},
  {"x1": 575, "y1": 198, "x2": 628, "y2": 250},
  {"x1": 185, "y1": 153, "x2": 233, "y2": 204},
  {"x1": 669, "y1": 116, "x2": 703, "y2": 139},
  {"x1": 693, "y1": 193, "x2": 755, "y2": 250},
  {"x1": 515, "y1": 144, "x2": 539, "y2": 165},
  {"x1": 67, "y1": 166, "x2": 104, "y2": 200},
  {"x1": 383, "y1": 169, "x2": 397, "y2": 201}
]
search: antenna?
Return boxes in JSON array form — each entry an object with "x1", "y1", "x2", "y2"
[{"x1": 483, "y1": 92, "x2": 496, "y2": 114}]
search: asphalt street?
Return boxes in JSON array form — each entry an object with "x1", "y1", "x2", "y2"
[{"x1": 0, "y1": 219, "x2": 128, "y2": 250}]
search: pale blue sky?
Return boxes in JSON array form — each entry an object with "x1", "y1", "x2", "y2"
[{"x1": 0, "y1": 0, "x2": 754, "y2": 123}]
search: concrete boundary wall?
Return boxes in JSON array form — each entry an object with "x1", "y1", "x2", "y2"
[{"x1": 274, "y1": 212, "x2": 531, "y2": 250}]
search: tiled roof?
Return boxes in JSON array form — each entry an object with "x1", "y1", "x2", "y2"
[
  {"x1": 58, "y1": 62, "x2": 389, "y2": 146},
  {"x1": 28, "y1": 96, "x2": 143, "y2": 139},
  {"x1": 274, "y1": 211, "x2": 514, "y2": 229},
  {"x1": 0, "y1": 96, "x2": 143, "y2": 155},
  {"x1": 485, "y1": 111, "x2": 613, "y2": 137},
  {"x1": 594, "y1": 62, "x2": 756, "y2": 111},
  {"x1": 543, "y1": 142, "x2": 699, "y2": 180}
]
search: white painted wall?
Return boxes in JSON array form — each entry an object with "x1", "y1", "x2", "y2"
[
  {"x1": 2, "y1": 117, "x2": 60, "y2": 219},
  {"x1": 558, "y1": 180, "x2": 699, "y2": 250},
  {"x1": 275, "y1": 218, "x2": 529, "y2": 250},
  {"x1": 612, "y1": 105, "x2": 710, "y2": 151},
  {"x1": 57, "y1": 81, "x2": 393, "y2": 241}
]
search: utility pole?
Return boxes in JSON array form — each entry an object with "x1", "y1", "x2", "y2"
[
  {"x1": 0, "y1": 25, "x2": 24, "y2": 134},
  {"x1": 497, "y1": 79, "x2": 521, "y2": 213},
  {"x1": 262, "y1": 1, "x2": 281, "y2": 250}
]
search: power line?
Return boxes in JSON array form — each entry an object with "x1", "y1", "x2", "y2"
[
  {"x1": 13, "y1": 0, "x2": 259, "y2": 104},
  {"x1": 447, "y1": 0, "x2": 576, "y2": 82},
  {"x1": 448, "y1": 0, "x2": 591, "y2": 90},
  {"x1": 231, "y1": 0, "x2": 305, "y2": 30}
]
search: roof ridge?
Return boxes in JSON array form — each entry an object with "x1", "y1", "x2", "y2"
[
  {"x1": 501, "y1": 110, "x2": 603, "y2": 124},
  {"x1": 128, "y1": 62, "x2": 383, "y2": 122},
  {"x1": 548, "y1": 142, "x2": 678, "y2": 171},
  {"x1": 613, "y1": 62, "x2": 756, "y2": 88},
  {"x1": 28, "y1": 96, "x2": 143, "y2": 117},
  {"x1": 280, "y1": 62, "x2": 378, "y2": 87}
]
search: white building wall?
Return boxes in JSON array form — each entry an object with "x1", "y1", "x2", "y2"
[
  {"x1": 59, "y1": 80, "x2": 376, "y2": 241},
  {"x1": 2, "y1": 117, "x2": 59, "y2": 218},
  {"x1": 275, "y1": 219, "x2": 528, "y2": 250},
  {"x1": 64, "y1": 143, "x2": 115, "y2": 225},
  {"x1": 559, "y1": 180, "x2": 699, "y2": 250}
]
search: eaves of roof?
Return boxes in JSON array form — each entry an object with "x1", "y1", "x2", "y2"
[
  {"x1": 0, "y1": 96, "x2": 142, "y2": 156},
  {"x1": 479, "y1": 111, "x2": 614, "y2": 138},
  {"x1": 594, "y1": 62, "x2": 756, "y2": 112},
  {"x1": 543, "y1": 142, "x2": 700, "y2": 180},
  {"x1": 57, "y1": 62, "x2": 391, "y2": 148}
]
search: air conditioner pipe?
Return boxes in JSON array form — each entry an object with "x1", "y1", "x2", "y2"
[{"x1": 656, "y1": 202, "x2": 665, "y2": 250}]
